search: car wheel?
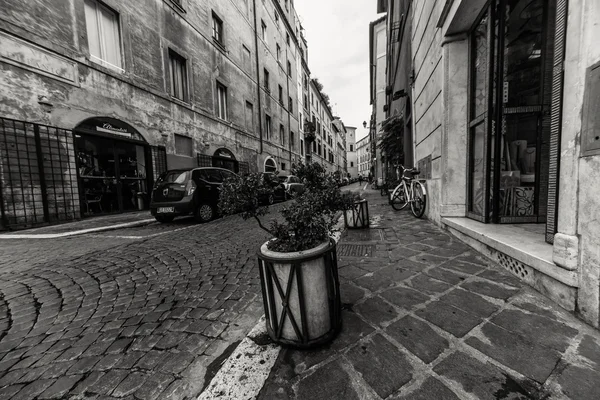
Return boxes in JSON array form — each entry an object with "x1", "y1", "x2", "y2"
[
  {"x1": 194, "y1": 203, "x2": 215, "y2": 223},
  {"x1": 155, "y1": 215, "x2": 174, "y2": 223}
]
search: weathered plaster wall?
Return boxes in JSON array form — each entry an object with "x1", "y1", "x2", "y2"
[
  {"x1": 411, "y1": 0, "x2": 445, "y2": 223},
  {"x1": 0, "y1": 0, "x2": 302, "y2": 173}
]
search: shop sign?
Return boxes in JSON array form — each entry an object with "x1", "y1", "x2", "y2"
[{"x1": 96, "y1": 123, "x2": 132, "y2": 138}]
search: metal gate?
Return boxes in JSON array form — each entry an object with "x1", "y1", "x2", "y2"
[{"x1": 0, "y1": 117, "x2": 80, "y2": 230}]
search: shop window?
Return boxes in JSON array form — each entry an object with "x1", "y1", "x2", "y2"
[
  {"x1": 174, "y1": 134, "x2": 193, "y2": 157},
  {"x1": 84, "y1": 0, "x2": 122, "y2": 69},
  {"x1": 216, "y1": 82, "x2": 228, "y2": 120},
  {"x1": 168, "y1": 49, "x2": 188, "y2": 101}
]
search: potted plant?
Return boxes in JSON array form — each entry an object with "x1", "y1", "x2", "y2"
[
  {"x1": 343, "y1": 190, "x2": 370, "y2": 229},
  {"x1": 219, "y1": 162, "x2": 353, "y2": 348}
]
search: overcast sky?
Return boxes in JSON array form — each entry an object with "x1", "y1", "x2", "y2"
[{"x1": 294, "y1": 1, "x2": 385, "y2": 141}]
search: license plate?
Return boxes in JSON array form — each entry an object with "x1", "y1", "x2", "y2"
[{"x1": 157, "y1": 207, "x2": 174, "y2": 213}]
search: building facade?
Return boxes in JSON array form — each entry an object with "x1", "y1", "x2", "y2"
[
  {"x1": 356, "y1": 135, "x2": 371, "y2": 179},
  {"x1": 378, "y1": 0, "x2": 600, "y2": 328},
  {"x1": 0, "y1": 0, "x2": 343, "y2": 230},
  {"x1": 369, "y1": 16, "x2": 388, "y2": 182},
  {"x1": 346, "y1": 126, "x2": 358, "y2": 178}
]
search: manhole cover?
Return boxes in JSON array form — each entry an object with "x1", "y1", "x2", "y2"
[{"x1": 337, "y1": 244, "x2": 375, "y2": 257}]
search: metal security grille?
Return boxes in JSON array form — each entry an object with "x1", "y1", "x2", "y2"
[
  {"x1": 238, "y1": 161, "x2": 249, "y2": 175},
  {"x1": 151, "y1": 146, "x2": 167, "y2": 182},
  {"x1": 0, "y1": 117, "x2": 79, "y2": 230},
  {"x1": 197, "y1": 154, "x2": 212, "y2": 168}
]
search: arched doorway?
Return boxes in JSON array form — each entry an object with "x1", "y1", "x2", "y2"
[
  {"x1": 74, "y1": 117, "x2": 151, "y2": 216},
  {"x1": 212, "y1": 148, "x2": 238, "y2": 172},
  {"x1": 264, "y1": 158, "x2": 277, "y2": 173}
]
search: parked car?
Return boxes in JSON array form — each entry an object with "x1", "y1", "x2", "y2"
[
  {"x1": 277, "y1": 174, "x2": 305, "y2": 198},
  {"x1": 341, "y1": 177, "x2": 350, "y2": 186},
  {"x1": 259, "y1": 172, "x2": 286, "y2": 204},
  {"x1": 150, "y1": 167, "x2": 238, "y2": 223}
]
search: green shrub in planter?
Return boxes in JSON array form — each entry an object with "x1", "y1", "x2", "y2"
[{"x1": 218, "y1": 162, "x2": 354, "y2": 347}]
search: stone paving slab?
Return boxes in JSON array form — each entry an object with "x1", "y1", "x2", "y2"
[{"x1": 257, "y1": 185, "x2": 600, "y2": 400}]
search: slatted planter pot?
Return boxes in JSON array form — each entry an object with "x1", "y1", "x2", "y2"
[
  {"x1": 257, "y1": 239, "x2": 341, "y2": 348},
  {"x1": 344, "y1": 199, "x2": 370, "y2": 229}
]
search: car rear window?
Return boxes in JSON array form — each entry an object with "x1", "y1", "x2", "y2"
[{"x1": 158, "y1": 171, "x2": 190, "y2": 184}]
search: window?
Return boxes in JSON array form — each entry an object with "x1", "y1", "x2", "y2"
[
  {"x1": 264, "y1": 69, "x2": 270, "y2": 92},
  {"x1": 261, "y1": 20, "x2": 267, "y2": 42},
  {"x1": 286, "y1": 32, "x2": 290, "y2": 46},
  {"x1": 288, "y1": 96, "x2": 293, "y2": 112},
  {"x1": 242, "y1": 45, "x2": 251, "y2": 73},
  {"x1": 245, "y1": 101, "x2": 254, "y2": 132},
  {"x1": 169, "y1": 49, "x2": 187, "y2": 101},
  {"x1": 265, "y1": 114, "x2": 272, "y2": 139},
  {"x1": 285, "y1": 0, "x2": 288, "y2": 11},
  {"x1": 300, "y1": 139, "x2": 304, "y2": 155},
  {"x1": 274, "y1": 12, "x2": 279, "y2": 28},
  {"x1": 281, "y1": 162, "x2": 286, "y2": 170},
  {"x1": 216, "y1": 82, "x2": 228, "y2": 120},
  {"x1": 174, "y1": 134, "x2": 193, "y2": 157},
  {"x1": 212, "y1": 12, "x2": 223, "y2": 46},
  {"x1": 350, "y1": 144, "x2": 354, "y2": 151},
  {"x1": 290, "y1": 131, "x2": 294, "y2": 146},
  {"x1": 276, "y1": 43, "x2": 281, "y2": 62},
  {"x1": 278, "y1": 85, "x2": 283, "y2": 105},
  {"x1": 280, "y1": 124, "x2": 285, "y2": 145},
  {"x1": 351, "y1": 162, "x2": 354, "y2": 167},
  {"x1": 304, "y1": 94, "x2": 308, "y2": 108},
  {"x1": 84, "y1": 0, "x2": 122, "y2": 69},
  {"x1": 313, "y1": 141, "x2": 316, "y2": 152},
  {"x1": 287, "y1": 60, "x2": 292, "y2": 75}
]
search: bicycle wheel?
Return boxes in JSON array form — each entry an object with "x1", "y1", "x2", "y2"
[
  {"x1": 390, "y1": 182, "x2": 409, "y2": 210},
  {"x1": 410, "y1": 181, "x2": 427, "y2": 218}
]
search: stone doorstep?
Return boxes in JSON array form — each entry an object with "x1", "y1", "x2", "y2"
[
  {"x1": 0, "y1": 219, "x2": 156, "y2": 239},
  {"x1": 441, "y1": 217, "x2": 578, "y2": 312}
]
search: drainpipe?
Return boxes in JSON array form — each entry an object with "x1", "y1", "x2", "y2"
[
  {"x1": 286, "y1": 49, "x2": 292, "y2": 167},
  {"x1": 253, "y1": 0, "x2": 263, "y2": 154}
]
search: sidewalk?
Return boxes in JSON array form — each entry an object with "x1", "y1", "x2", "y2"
[
  {"x1": 256, "y1": 184, "x2": 600, "y2": 399},
  {"x1": 0, "y1": 211, "x2": 155, "y2": 239}
]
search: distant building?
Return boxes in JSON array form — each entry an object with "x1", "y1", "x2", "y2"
[
  {"x1": 369, "y1": 16, "x2": 387, "y2": 181},
  {"x1": 356, "y1": 135, "x2": 371, "y2": 179},
  {"x1": 346, "y1": 127, "x2": 358, "y2": 178}
]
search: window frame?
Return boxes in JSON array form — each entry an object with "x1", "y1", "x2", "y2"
[
  {"x1": 84, "y1": 0, "x2": 123, "y2": 71},
  {"x1": 261, "y1": 20, "x2": 267, "y2": 43},
  {"x1": 264, "y1": 68, "x2": 270, "y2": 92},
  {"x1": 216, "y1": 81, "x2": 228, "y2": 120},
  {"x1": 265, "y1": 114, "x2": 272, "y2": 139},
  {"x1": 174, "y1": 133, "x2": 193, "y2": 157},
  {"x1": 168, "y1": 48, "x2": 188, "y2": 102},
  {"x1": 212, "y1": 11, "x2": 224, "y2": 47}
]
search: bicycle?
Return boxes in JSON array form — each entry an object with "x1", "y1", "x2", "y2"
[{"x1": 389, "y1": 166, "x2": 427, "y2": 218}]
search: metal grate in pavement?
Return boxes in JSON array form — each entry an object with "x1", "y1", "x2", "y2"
[{"x1": 337, "y1": 244, "x2": 375, "y2": 257}]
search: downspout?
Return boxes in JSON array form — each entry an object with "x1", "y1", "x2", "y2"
[
  {"x1": 253, "y1": 0, "x2": 263, "y2": 154},
  {"x1": 286, "y1": 49, "x2": 292, "y2": 167}
]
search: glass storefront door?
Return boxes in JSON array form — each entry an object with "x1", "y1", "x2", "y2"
[
  {"x1": 467, "y1": 0, "x2": 552, "y2": 224},
  {"x1": 75, "y1": 134, "x2": 150, "y2": 216}
]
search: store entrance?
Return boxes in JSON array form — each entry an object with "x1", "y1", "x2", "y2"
[
  {"x1": 74, "y1": 118, "x2": 150, "y2": 217},
  {"x1": 467, "y1": 0, "x2": 553, "y2": 224}
]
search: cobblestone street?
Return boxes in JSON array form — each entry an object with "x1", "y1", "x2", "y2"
[{"x1": 0, "y1": 207, "x2": 287, "y2": 399}]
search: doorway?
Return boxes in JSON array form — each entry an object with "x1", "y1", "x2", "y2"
[
  {"x1": 467, "y1": 0, "x2": 554, "y2": 224},
  {"x1": 74, "y1": 118, "x2": 151, "y2": 216}
]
